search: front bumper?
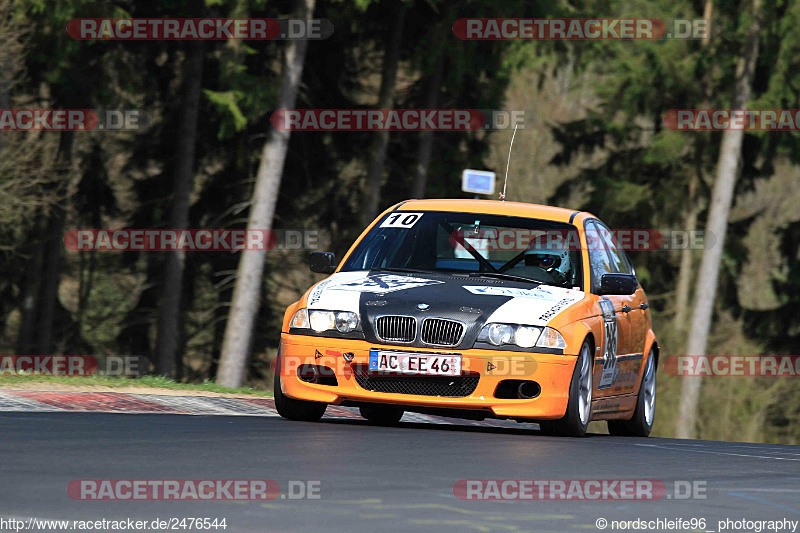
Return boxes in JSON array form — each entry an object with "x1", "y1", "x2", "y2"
[{"x1": 278, "y1": 332, "x2": 578, "y2": 420}]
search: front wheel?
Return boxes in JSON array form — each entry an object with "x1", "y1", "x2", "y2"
[
  {"x1": 539, "y1": 340, "x2": 593, "y2": 437},
  {"x1": 608, "y1": 347, "x2": 656, "y2": 437},
  {"x1": 274, "y1": 363, "x2": 327, "y2": 422}
]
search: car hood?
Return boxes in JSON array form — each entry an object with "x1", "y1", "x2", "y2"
[{"x1": 305, "y1": 270, "x2": 586, "y2": 349}]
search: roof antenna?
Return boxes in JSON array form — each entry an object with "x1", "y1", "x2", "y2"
[{"x1": 499, "y1": 123, "x2": 518, "y2": 201}]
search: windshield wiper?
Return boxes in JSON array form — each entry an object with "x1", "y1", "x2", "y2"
[
  {"x1": 369, "y1": 267, "x2": 437, "y2": 275},
  {"x1": 467, "y1": 272, "x2": 545, "y2": 285}
]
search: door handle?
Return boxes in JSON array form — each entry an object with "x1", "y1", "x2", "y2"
[
  {"x1": 639, "y1": 303, "x2": 649, "y2": 310},
  {"x1": 620, "y1": 305, "x2": 631, "y2": 313}
]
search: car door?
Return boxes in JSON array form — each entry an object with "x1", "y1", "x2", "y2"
[
  {"x1": 594, "y1": 221, "x2": 646, "y2": 394},
  {"x1": 586, "y1": 220, "x2": 632, "y2": 396}
]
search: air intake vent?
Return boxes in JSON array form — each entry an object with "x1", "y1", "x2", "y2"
[
  {"x1": 353, "y1": 366, "x2": 479, "y2": 397},
  {"x1": 420, "y1": 318, "x2": 465, "y2": 347},
  {"x1": 375, "y1": 316, "x2": 416, "y2": 343}
]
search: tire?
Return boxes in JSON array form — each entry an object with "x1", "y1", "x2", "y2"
[
  {"x1": 359, "y1": 404, "x2": 404, "y2": 425},
  {"x1": 539, "y1": 340, "x2": 593, "y2": 437},
  {"x1": 274, "y1": 361, "x2": 327, "y2": 422},
  {"x1": 608, "y1": 347, "x2": 656, "y2": 437}
]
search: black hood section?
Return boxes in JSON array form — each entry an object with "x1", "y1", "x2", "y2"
[{"x1": 356, "y1": 271, "x2": 537, "y2": 350}]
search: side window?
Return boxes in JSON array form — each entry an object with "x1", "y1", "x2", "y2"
[
  {"x1": 586, "y1": 221, "x2": 614, "y2": 291},
  {"x1": 596, "y1": 223, "x2": 633, "y2": 275}
]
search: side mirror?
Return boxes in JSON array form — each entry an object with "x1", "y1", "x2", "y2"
[
  {"x1": 599, "y1": 273, "x2": 638, "y2": 295},
  {"x1": 308, "y1": 252, "x2": 336, "y2": 274}
]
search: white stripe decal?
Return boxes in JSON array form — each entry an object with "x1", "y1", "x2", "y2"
[
  {"x1": 307, "y1": 272, "x2": 368, "y2": 312},
  {"x1": 307, "y1": 271, "x2": 444, "y2": 313},
  {"x1": 478, "y1": 285, "x2": 585, "y2": 327}
]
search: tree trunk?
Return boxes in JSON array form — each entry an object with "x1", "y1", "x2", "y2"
[
  {"x1": 0, "y1": 61, "x2": 8, "y2": 155},
  {"x1": 672, "y1": 174, "x2": 698, "y2": 335},
  {"x1": 36, "y1": 206, "x2": 66, "y2": 355},
  {"x1": 360, "y1": 4, "x2": 406, "y2": 226},
  {"x1": 35, "y1": 131, "x2": 73, "y2": 355},
  {"x1": 672, "y1": 0, "x2": 713, "y2": 337},
  {"x1": 208, "y1": 1, "x2": 250, "y2": 379},
  {"x1": 154, "y1": 41, "x2": 204, "y2": 378},
  {"x1": 216, "y1": 0, "x2": 315, "y2": 387},
  {"x1": 16, "y1": 222, "x2": 45, "y2": 354},
  {"x1": 677, "y1": 0, "x2": 762, "y2": 439},
  {"x1": 411, "y1": 49, "x2": 445, "y2": 199}
]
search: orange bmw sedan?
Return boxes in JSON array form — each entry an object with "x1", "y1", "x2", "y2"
[{"x1": 275, "y1": 199, "x2": 658, "y2": 437}]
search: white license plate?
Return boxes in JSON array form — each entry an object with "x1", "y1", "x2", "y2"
[{"x1": 369, "y1": 350, "x2": 461, "y2": 376}]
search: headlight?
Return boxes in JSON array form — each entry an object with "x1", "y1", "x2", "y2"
[
  {"x1": 487, "y1": 324, "x2": 514, "y2": 345},
  {"x1": 478, "y1": 323, "x2": 542, "y2": 348},
  {"x1": 514, "y1": 326, "x2": 540, "y2": 348},
  {"x1": 536, "y1": 327, "x2": 567, "y2": 350},
  {"x1": 309, "y1": 311, "x2": 336, "y2": 332},
  {"x1": 292, "y1": 308, "x2": 360, "y2": 334},
  {"x1": 334, "y1": 311, "x2": 359, "y2": 333}
]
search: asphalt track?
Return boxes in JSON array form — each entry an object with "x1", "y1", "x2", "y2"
[{"x1": 2, "y1": 412, "x2": 800, "y2": 533}]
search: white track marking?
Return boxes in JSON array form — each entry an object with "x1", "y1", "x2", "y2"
[{"x1": 635, "y1": 443, "x2": 800, "y2": 461}]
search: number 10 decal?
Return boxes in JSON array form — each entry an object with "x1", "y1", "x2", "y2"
[
  {"x1": 598, "y1": 298, "x2": 618, "y2": 389},
  {"x1": 379, "y1": 212, "x2": 424, "y2": 228}
]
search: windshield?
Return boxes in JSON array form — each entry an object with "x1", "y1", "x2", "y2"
[{"x1": 341, "y1": 210, "x2": 583, "y2": 289}]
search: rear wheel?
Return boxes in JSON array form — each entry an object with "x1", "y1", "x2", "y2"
[
  {"x1": 359, "y1": 404, "x2": 404, "y2": 425},
  {"x1": 539, "y1": 340, "x2": 593, "y2": 437},
  {"x1": 274, "y1": 361, "x2": 327, "y2": 422},
  {"x1": 608, "y1": 347, "x2": 656, "y2": 437}
]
